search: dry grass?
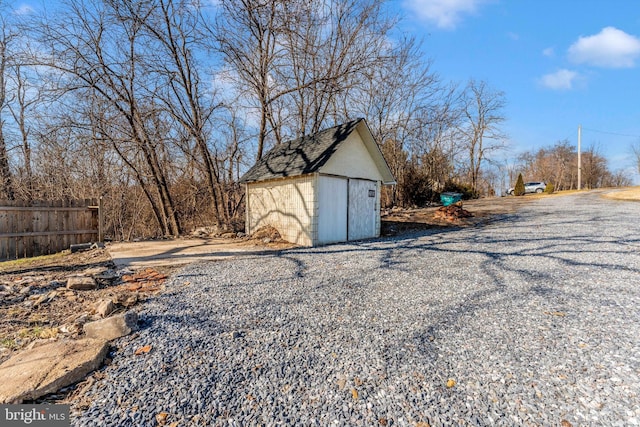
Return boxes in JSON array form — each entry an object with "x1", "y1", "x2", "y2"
[
  {"x1": 602, "y1": 187, "x2": 640, "y2": 201},
  {"x1": 0, "y1": 251, "x2": 67, "y2": 273}
]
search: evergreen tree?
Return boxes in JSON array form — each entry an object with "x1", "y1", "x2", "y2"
[{"x1": 514, "y1": 173, "x2": 525, "y2": 196}]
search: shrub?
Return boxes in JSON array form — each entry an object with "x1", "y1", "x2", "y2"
[
  {"x1": 399, "y1": 163, "x2": 436, "y2": 206},
  {"x1": 544, "y1": 182, "x2": 555, "y2": 194},
  {"x1": 514, "y1": 173, "x2": 525, "y2": 196}
]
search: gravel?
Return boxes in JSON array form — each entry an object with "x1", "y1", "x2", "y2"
[{"x1": 74, "y1": 192, "x2": 640, "y2": 426}]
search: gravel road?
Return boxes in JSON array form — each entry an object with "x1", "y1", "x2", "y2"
[{"x1": 75, "y1": 192, "x2": 640, "y2": 426}]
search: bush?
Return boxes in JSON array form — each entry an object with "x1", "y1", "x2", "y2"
[
  {"x1": 544, "y1": 182, "x2": 555, "y2": 194},
  {"x1": 399, "y1": 164, "x2": 436, "y2": 206},
  {"x1": 514, "y1": 173, "x2": 525, "y2": 196}
]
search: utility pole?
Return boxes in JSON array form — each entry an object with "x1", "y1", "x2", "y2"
[{"x1": 577, "y1": 124, "x2": 582, "y2": 190}]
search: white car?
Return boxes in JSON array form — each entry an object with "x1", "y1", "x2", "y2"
[{"x1": 508, "y1": 181, "x2": 546, "y2": 195}]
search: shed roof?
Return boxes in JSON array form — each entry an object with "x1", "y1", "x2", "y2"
[{"x1": 239, "y1": 118, "x2": 395, "y2": 184}]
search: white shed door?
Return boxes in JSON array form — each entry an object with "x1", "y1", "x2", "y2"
[
  {"x1": 318, "y1": 176, "x2": 348, "y2": 244},
  {"x1": 348, "y1": 179, "x2": 377, "y2": 241}
]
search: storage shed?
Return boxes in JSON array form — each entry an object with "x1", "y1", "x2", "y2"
[{"x1": 240, "y1": 118, "x2": 396, "y2": 246}]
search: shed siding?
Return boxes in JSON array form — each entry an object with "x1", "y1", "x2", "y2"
[
  {"x1": 375, "y1": 180, "x2": 381, "y2": 237},
  {"x1": 317, "y1": 175, "x2": 348, "y2": 244},
  {"x1": 347, "y1": 179, "x2": 378, "y2": 241},
  {"x1": 319, "y1": 131, "x2": 384, "y2": 181},
  {"x1": 246, "y1": 176, "x2": 316, "y2": 246}
]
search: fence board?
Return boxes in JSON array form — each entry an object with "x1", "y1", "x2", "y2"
[{"x1": 0, "y1": 199, "x2": 99, "y2": 260}]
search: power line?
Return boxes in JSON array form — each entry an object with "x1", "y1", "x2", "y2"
[{"x1": 581, "y1": 127, "x2": 640, "y2": 138}]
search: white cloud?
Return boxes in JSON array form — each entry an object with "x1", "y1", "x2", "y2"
[
  {"x1": 539, "y1": 69, "x2": 578, "y2": 90},
  {"x1": 13, "y1": 4, "x2": 35, "y2": 15},
  {"x1": 568, "y1": 27, "x2": 640, "y2": 68},
  {"x1": 403, "y1": 0, "x2": 489, "y2": 30},
  {"x1": 542, "y1": 47, "x2": 555, "y2": 57}
]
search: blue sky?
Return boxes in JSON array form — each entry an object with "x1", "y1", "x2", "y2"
[{"x1": 398, "y1": 0, "x2": 640, "y2": 183}]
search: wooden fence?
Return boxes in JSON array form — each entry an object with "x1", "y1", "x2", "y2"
[{"x1": 0, "y1": 199, "x2": 102, "y2": 260}]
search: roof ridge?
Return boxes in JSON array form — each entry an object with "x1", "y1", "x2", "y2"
[{"x1": 239, "y1": 119, "x2": 364, "y2": 183}]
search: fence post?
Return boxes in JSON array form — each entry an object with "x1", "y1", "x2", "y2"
[{"x1": 98, "y1": 196, "x2": 104, "y2": 242}]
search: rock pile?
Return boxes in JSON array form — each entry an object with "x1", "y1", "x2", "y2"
[{"x1": 0, "y1": 262, "x2": 169, "y2": 404}]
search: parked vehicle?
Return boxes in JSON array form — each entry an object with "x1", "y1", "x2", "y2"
[{"x1": 507, "y1": 181, "x2": 546, "y2": 195}]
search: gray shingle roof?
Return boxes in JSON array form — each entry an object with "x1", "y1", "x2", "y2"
[{"x1": 239, "y1": 119, "x2": 363, "y2": 183}]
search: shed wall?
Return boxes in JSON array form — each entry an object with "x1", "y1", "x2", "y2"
[
  {"x1": 317, "y1": 175, "x2": 348, "y2": 244},
  {"x1": 246, "y1": 175, "x2": 316, "y2": 246},
  {"x1": 319, "y1": 131, "x2": 384, "y2": 181}
]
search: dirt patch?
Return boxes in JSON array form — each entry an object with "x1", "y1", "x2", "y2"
[
  {"x1": 381, "y1": 194, "x2": 537, "y2": 235},
  {"x1": 433, "y1": 204, "x2": 474, "y2": 221}
]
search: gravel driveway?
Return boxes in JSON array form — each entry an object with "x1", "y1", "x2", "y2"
[{"x1": 75, "y1": 192, "x2": 640, "y2": 426}]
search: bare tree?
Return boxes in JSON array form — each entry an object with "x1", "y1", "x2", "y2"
[
  {"x1": 277, "y1": 0, "x2": 395, "y2": 136},
  {"x1": 346, "y1": 35, "x2": 459, "y2": 205},
  {"x1": 7, "y1": 64, "x2": 42, "y2": 199},
  {"x1": 216, "y1": 0, "x2": 398, "y2": 160},
  {"x1": 581, "y1": 144, "x2": 608, "y2": 189},
  {"x1": 459, "y1": 79, "x2": 507, "y2": 194},
  {"x1": 517, "y1": 140, "x2": 627, "y2": 191},
  {"x1": 215, "y1": 0, "x2": 285, "y2": 160},
  {"x1": 631, "y1": 140, "x2": 640, "y2": 175},
  {"x1": 107, "y1": 0, "x2": 238, "y2": 226},
  {"x1": 35, "y1": 0, "x2": 183, "y2": 235},
  {"x1": 0, "y1": 7, "x2": 16, "y2": 200}
]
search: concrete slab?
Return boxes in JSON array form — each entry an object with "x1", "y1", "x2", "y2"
[
  {"x1": 0, "y1": 339, "x2": 109, "y2": 404},
  {"x1": 106, "y1": 238, "x2": 281, "y2": 269}
]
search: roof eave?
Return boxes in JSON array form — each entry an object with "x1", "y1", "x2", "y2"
[{"x1": 355, "y1": 120, "x2": 397, "y2": 185}]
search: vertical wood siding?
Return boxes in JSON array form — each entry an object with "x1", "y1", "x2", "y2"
[
  {"x1": 347, "y1": 179, "x2": 378, "y2": 241},
  {"x1": 317, "y1": 175, "x2": 348, "y2": 244},
  {"x1": 246, "y1": 176, "x2": 317, "y2": 246},
  {"x1": 0, "y1": 199, "x2": 99, "y2": 260}
]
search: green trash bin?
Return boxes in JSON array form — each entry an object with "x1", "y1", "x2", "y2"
[{"x1": 440, "y1": 192, "x2": 462, "y2": 206}]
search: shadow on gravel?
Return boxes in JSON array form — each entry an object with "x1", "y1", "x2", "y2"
[{"x1": 273, "y1": 206, "x2": 640, "y2": 362}]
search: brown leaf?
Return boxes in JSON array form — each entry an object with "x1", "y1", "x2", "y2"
[
  {"x1": 351, "y1": 388, "x2": 358, "y2": 400},
  {"x1": 134, "y1": 345, "x2": 152, "y2": 355},
  {"x1": 560, "y1": 420, "x2": 572, "y2": 427},
  {"x1": 446, "y1": 379, "x2": 456, "y2": 388},
  {"x1": 544, "y1": 311, "x2": 566, "y2": 317},
  {"x1": 155, "y1": 412, "x2": 168, "y2": 425},
  {"x1": 378, "y1": 418, "x2": 388, "y2": 426}
]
